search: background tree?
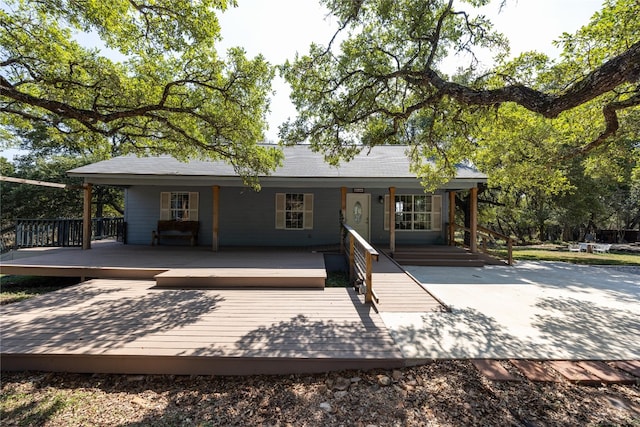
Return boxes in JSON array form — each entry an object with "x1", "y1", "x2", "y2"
[
  {"x1": 1, "y1": 120, "x2": 126, "y2": 227},
  {"x1": 1, "y1": 0, "x2": 281, "y2": 188},
  {"x1": 1, "y1": 156, "x2": 86, "y2": 226}
]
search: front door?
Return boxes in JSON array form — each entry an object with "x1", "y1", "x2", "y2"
[{"x1": 345, "y1": 193, "x2": 371, "y2": 240}]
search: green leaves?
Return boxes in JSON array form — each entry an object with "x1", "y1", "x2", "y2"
[
  {"x1": 1, "y1": 0, "x2": 276, "y2": 187},
  {"x1": 282, "y1": 0, "x2": 639, "y2": 193}
]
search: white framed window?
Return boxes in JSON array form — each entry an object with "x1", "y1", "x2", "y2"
[
  {"x1": 160, "y1": 191, "x2": 199, "y2": 220},
  {"x1": 384, "y1": 194, "x2": 441, "y2": 231},
  {"x1": 275, "y1": 193, "x2": 313, "y2": 230}
]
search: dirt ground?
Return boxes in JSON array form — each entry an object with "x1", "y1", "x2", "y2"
[{"x1": 2, "y1": 361, "x2": 639, "y2": 426}]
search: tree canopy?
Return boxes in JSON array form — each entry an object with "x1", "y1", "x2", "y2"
[
  {"x1": 281, "y1": 0, "x2": 639, "y2": 190},
  {"x1": 0, "y1": 0, "x2": 281, "y2": 187}
]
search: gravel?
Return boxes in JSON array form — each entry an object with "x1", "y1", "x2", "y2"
[{"x1": 2, "y1": 361, "x2": 639, "y2": 426}]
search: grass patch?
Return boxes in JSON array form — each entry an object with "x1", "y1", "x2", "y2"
[
  {"x1": 503, "y1": 247, "x2": 640, "y2": 266},
  {"x1": 325, "y1": 271, "x2": 349, "y2": 287},
  {"x1": 0, "y1": 275, "x2": 81, "y2": 305},
  {"x1": 0, "y1": 380, "x2": 89, "y2": 427}
]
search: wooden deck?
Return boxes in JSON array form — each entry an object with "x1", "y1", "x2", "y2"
[
  {"x1": 370, "y1": 250, "x2": 447, "y2": 313},
  {"x1": 1, "y1": 279, "x2": 405, "y2": 375},
  {"x1": 1, "y1": 241, "x2": 447, "y2": 375},
  {"x1": 0, "y1": 241, "x2": 327, "y2": 288}
]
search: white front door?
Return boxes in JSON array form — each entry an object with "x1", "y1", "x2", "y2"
[{"x1": 345, "y1": 193, "x2": 371, "y2": 240}]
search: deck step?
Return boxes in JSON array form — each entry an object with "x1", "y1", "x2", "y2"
[
  {"x1": 390, "y1": 246, "x2": 487, "y2": 267},
  {"x1": 154, "y1": 268, "x2": 326, "y2": 288}
]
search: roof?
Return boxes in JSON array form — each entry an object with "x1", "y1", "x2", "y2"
[{"x1": 68, "y1": 145, "x2": 486, "y2": 189}]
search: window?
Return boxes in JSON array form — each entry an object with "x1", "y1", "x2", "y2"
[
  {"x1": 384, "y1": 194, "x2": 441, "y2": 231},
  {"x1": 160, "y1": 192, "x2": 199, "y2": 220},
  {"x1": 275, "y1": 193, "x2": 313, "y2": 229}
]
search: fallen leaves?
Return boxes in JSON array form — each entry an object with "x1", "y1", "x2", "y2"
[{"x1": 1, "y1": 361, "x2": 638, "y2": 426}]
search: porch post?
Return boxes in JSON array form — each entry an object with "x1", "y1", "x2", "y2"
[
  {"x1": 82, "y1": 183, "x2": 92, "y2": 250},
  {"x1": 389, "y1": 186, "x2": 396, "y2": 254},
  {"x1": 340, "y1": 186, "x2": 347, "y2": 253},
  {"x1": 212, "y1": 185, "x2": 220, "y2": 251},
  {"x1": 470, "y1": 186, "x2": 478, "y2": 253},
  {"x1": 448, "y1": 191, "x2": 456, "y2": 245}
]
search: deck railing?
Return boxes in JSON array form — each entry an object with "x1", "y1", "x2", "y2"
[
  {"x1": 342, "y1": 223, "x2": 379, "y2": 304},
  {"x1": 449, "y1": 223, "x2": 514, "y2": 265},
  {"x1": 9, "y1": 217, "x2": 125, "y2": 249}
]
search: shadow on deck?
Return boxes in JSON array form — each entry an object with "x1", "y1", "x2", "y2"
[{"x1": 0, "y1": 241, "x2": 447, "y2": 375}]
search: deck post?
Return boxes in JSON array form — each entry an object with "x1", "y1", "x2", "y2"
[
  {"x1": 212, "y1": 185, "x2": 220, "y2": 251},
  {"x1": 340, "y1": 187, "x2": 347, "y2": 253},
  {"x1": 82, "y1": 183, "x2": 92, "y2": 250},
  {"x1": 389, "y1": 186, "x2": 395, "y2": 254},
  {"x1": 470, "y1": 186, "x2": 478, "y2": 253},
  {"x1": 348, "y1": 233, "x2": 355, "y2": 284},
  {"x1": 365, "y1": 250, "x2": 373, "y2": 303},
  {"x1": 448, "y1": 191, "x2": 456, "y2": 245}
]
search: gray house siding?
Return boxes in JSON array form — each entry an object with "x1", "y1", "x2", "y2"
[
  {"x1": 125, "y1": 186, "x2": 213, "y2": 245},
  {"x1": 125, "y1": 185, "x2": 448, "y2": 247},
  {"x1": 218, "y1": 186, "x2": 342, "y2": 247}
]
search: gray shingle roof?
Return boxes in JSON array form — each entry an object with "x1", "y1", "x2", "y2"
[{"x1": 68, "y1": 145, "x2": 486, "y2": 180}]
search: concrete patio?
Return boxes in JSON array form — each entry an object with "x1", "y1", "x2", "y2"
[{"x1": 383, "y1": 261, "x2": 640, "y2": 361}]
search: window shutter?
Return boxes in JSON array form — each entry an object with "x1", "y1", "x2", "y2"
[
  {"x1": 160, "y1": 192, "x2": 171, "y2": 220},
  {"x1": 188, "y1": 192, "x2": 199, "y2": 220},
  {"x1": 303, "y1": 193, "x2": 314, "y2": 230},
  {"x1": 275, "y1": 193, "x2": 285, "y2": 229},
  {"x1": 383, "y1": 194, "x2": 390, "y2": 231},
  {"x1": 431, "y1": 194, "x2": 442, "y2": 231}
]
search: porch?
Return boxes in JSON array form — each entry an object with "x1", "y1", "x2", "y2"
[{"x1": 0, "y1": 240, "x2": 328, "y2": 288}]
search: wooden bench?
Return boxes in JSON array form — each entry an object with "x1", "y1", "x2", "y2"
[{"x1": 151, "y1": 220, "x2": 199, "y2": 246}]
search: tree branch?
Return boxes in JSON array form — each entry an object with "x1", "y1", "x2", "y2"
[{"x1": 406, "y1": 41, "x2": 640, "y2": 118}]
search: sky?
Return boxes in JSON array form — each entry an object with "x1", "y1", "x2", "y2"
[{"x1": 1, "y1": 0, "x2": 603, "y2": 159}]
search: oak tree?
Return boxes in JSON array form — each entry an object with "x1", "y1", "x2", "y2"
[
  {"x1": 281, "y1": 0, "x2": 640, "y2": 190},
  {"x1": 0, "y1": 0, "x2": 281, "y2": 187}
]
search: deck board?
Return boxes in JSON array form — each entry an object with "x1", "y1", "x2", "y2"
[
  {"x1": 1, "y1": 278, "x2": 405, "y2": 374},
  {"x1": 1, "y1": 243, "x2": 447, "y2": 374},
  {"x1": 370, "y1": 252, "x2": 446, "y2": 313}
]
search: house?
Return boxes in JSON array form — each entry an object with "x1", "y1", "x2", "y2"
[{"x1": 67, "y1": 145, "x2": 486, "y2": 251}]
